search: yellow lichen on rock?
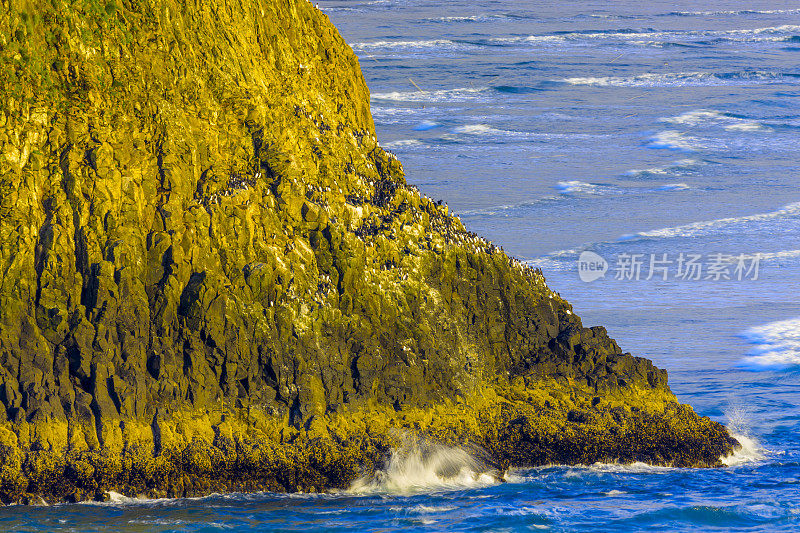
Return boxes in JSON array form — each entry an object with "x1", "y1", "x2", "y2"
[
  {"x1": 0, "y1": 0, "x2": 737, "y2": 503},
  {"x1": 0, "y1": 378, "x2": 735, "y2": 502}
]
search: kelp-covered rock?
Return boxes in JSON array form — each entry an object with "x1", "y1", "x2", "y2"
[{"x1": 0, "y1": 0, "x2": 737, "y2": 503}]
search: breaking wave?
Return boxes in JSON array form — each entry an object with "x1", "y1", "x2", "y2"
[
  {"x1": 625, "y1": 158, "x2": 701, "y2": 178},
  {"x1": 562, "y1": 71, "x2": 794, "y2": 88},
  {"x1": 525, "y1": 215, "x2": 800, "y2": 274},
  {"x1": 423, "y1": 15, "x2": 493, "y2": 23},
  {"x1": 738, "y1": 317, "x2": 800, "y2": 370},
  {"x1": 647, "y1": 130, "x2": 704, "y2": 151},
  {"x1": 627, "y1": 201, "x2": 800, "y2": 240},
  {"x1": 371, "y1": 87, "x2": 490, "y2": 103},
  {"x1": 353, "y1": 26, "x2": 800, "y2": 56},
  {"x1": 452, "y1": 123, "x2": 514, "y2": 136},
  {"x1": 665, "y1": 9, "x2": 800, "y2": 17},
  {"x1": 79, "y1": 491, "x2": 175, "y2": 507},
  {"x1": 555, "y1": 180, "x2": 608, "y2": 194},
  {"x1": 348, "y1": 438, "x2": 499, "y2": 495},
  {"x1": 351, "y1": 39, "x2": 460, "y2": 51},
  {"x1": 722, "y1": 433, "x2": 766, "y2": 466},
  {"x1": 495, "y1": 25, "x2": 800, "y2": 48},
  {"x1": 721, "y1": 407, "x2": 767, "y2": 466},
  {"x1": 443, "y1": 125, "x2": 603, "y2": 143},
  {"x1": 661, "y1": 109, "x2": 769, "y2": 131}
]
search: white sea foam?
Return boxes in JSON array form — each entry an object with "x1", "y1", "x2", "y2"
[
  {"x1": 80, "y1": 491, "x2": 175, "y2": 506},
  {"x1": 661, "y1": 109, "x2": 769, "y2": 132},
  {"x1": 724, "y1": 121, "x2": 769, "y2": 132},
  {"x1": 662, "y1": 109, "x2": 728, "y2": 126},
  {"x1": 428, "y1": 15, "x2": 483, "y2": 23},
  {"x1": 508, "y1": 25, "x2": 800, "y2": 47},
  {"x1": 128, "y1": 516, "x2": 232, "y2": 528},
  {"x1": 389, "y1": 504, "x2": 459, "y2": 513},
  {"x1": 739, "y1": 317, "x2": 800, "y2": 369},
  {"x1": 626, "y1": 158, "x2": 700, "y2": 177},
  {"x1": 348, "y1": 438, "x2": 498, "y2": 495},
  {"x1": 725, "y1": 24, "x2": 800, "y2": 35},
  {"x1": 383, "y1": 25, "x2": 800, "y2": 52},
  {"x1": 128, "y1": 518, "x2": 188, "y2": 526},
  {"x1": 721, "y1": 407, "x2": 767, "y2": 466},
  {"x1": 583, "y1": 462, "x2": 673, "y2": 474},
  {"x1": 108, "y1": 490, "x2": 133, "y2": 503},
  {"x1": 371, "y1": 87, "x2": 490, "y2": 103},
  {"x1": 447, "y1": 126, "x2": 599, "y2": 142},
  {"x1": 632, "y1": 201, "x2": 800, "y2": 240},
  {"x1": 573, "y1": 25, "x2": 800, "y2": 44},
  {"x1": 382, "y1": 139, "x2": 425, "y2": 150},
  {"x1": 505, "y1": 462, "x2": 677, "y2": 483},
  {"x1": 504, "y1": 462, "x2": 674, "y2": 486},
  {"x1": 527, "y1": 217, "x2": 800, "y2": 275},
  {"x1": 351, "y1": 39, "x2": 457, "y2": 51},
  {"x1": 444, "y1": 124, "x2": 554, "y2": 143},
  {"x1": 722, "y1": 433, "x2": 767, "y2": 466},
  {"x1": 562, "y1": 71, "x2": 789, "y2": 88},
  {"x1": 371, "y1": 106, "x2": 423, "y2": 125},
  {"x1": 452, "y1": 124, "x2": 509, "y2": 136},
  {"x1": 648, "y1": 130, "x2": 704, "y2": 151},
  {"x1": 555, "y1": 180, "x2": 605, "y2": 194},
  {"x1": 668, "y1": 9, "x2": 800, "y2": 16},
  {"x1": 487, "y1": 35, "x2": 567, "y2": 44}
]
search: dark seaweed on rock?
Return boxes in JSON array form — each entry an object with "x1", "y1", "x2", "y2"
[{"x1": 0, "y1": 0, "x2": 736, "y2": 503}]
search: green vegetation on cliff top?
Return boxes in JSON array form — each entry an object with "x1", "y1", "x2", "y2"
[{"x1": 0, "y1": 0, "x2": 737, "y2": 503}]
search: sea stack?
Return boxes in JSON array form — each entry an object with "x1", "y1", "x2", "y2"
[{"x1": 0, "y1": 0, "x2": 737, "y2": 503}]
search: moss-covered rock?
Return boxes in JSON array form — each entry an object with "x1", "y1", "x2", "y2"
[{"x1": 0, "y1": 0, "x2": 737, "y2": 503}]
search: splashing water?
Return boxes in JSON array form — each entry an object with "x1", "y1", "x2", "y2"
[
  {"x1": 348, "y1": 437, "x2": 500, "y2": 495},
  {"x1": 721, "y1": 405, "x2": 767, "y2": 466}
]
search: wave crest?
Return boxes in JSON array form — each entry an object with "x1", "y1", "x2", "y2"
[
  {"x1": 562, "y1": 71, "x2": 791, "y2": 88},
  {"x1": 648, "y1": 130, "x2": 704, "y2": 151},
  {"x1": 632, "y1": 201, "x2": 800, "y2": 240},
  {"x1": 667, "y1": 9, "x2": 800, "y2": 17},
  {"x1": 661, "y1": 109, "x2": 769, "y2": 131},
  {"x1": 556, "y1": 180, "x2": 607, "y2": 194},
  {"x1": 739, "y1": 317, "x2": 800, "y2": 370},
  {"x1": 348, "y1": 437, "x2": 499, "y2": 495},
  {"x1": 371, "y1": 87, "x2": 490, "y2": 103},
  {"x1": 722, "y1": 433, "x2": 767, "y2": 466}
]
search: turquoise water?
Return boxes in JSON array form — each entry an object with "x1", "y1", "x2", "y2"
[{"x1": 4, "y1": 1, "x2": 800, "y2": 530}]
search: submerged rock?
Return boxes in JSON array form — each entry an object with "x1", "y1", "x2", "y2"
[{"x1": 0, "y1": 0, "x2": 736, "y2": 503}]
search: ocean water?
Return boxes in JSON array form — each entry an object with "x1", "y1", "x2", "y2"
[{"x1": 5, "y1": 0, "x2": 800, "y2": 530}]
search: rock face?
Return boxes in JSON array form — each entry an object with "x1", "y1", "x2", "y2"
[{"x1": 0, "y1": 0, "x2": 736, "y2": 502}]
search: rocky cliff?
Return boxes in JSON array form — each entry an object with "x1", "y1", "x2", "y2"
[{"x1": 0, "y1": 0, "x2": 736, "y2": 503}]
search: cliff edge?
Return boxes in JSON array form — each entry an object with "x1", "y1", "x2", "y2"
[{"x1": 0, "y1": 0, "x2": 737, "y2": 502}]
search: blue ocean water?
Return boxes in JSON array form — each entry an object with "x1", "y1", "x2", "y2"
[{"x1": 4, "y1": 1, "x2": 799, "y2": 530}]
